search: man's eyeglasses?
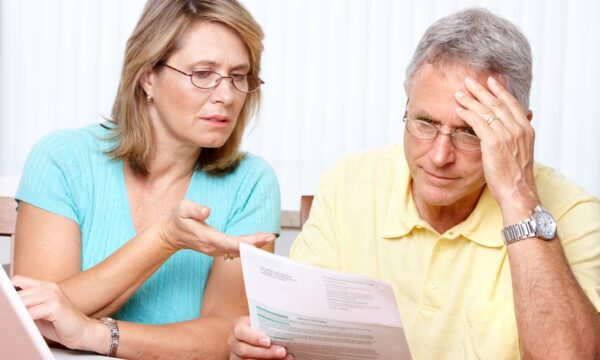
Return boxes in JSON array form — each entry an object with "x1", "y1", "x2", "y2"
[
  {"x1": 403, "y1": 111, "x2": 481, "y2": 152},
  {"x1": 163, "y1": 64, "x2": 264, "y2": 93}
]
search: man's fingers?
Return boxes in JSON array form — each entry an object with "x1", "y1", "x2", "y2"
[
  {"x1": 460, "y1": 77, "x2": 516, "y2": 130},
  {"x1": 487, "y1": 76, "x2": 530, "y2": 126},
  {"x1": 455, "y1": 106, "x2": 493, "y2": 140}
]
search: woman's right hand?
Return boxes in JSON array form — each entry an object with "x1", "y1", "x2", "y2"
[
  {"x1": 158, "y1": 200, "x2": 276, "y2": 257},
  {"x1": 12, "y1": 276, "x2": 109, "y2": 355},
  {"x1": 229, "y1": 316, "x2": 292, "y2": 360}
]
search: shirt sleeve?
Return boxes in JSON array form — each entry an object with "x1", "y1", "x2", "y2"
[
  {"x1": 224, "y1": 156, "x2": 281, "y2": 236},
  {"x1": 289, "y1": 164, "x2": 341, "y2": 270},
  {"x1": 558, "y1": 194, "x2": 600, "y2": 313},
  {"x1": 15, "y1": 130, "x2": 82, "y2": 224}
]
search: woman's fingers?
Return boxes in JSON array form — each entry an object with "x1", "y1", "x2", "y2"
[
  {"x1": 237, "y1": 233, "x2": 277, "y2": 249},
  {"x1": 199, "y1": 229, "x2": 275, "y2": 258},
  {"x1": 229, "y1": 316, "x2": 288, "y2": 359},
  {"x1": 11, "y1": 275, "x2": 44, "y2": 289},
  {"x1": 165, "y1": 200, "x2": 276, "y2": 257},
  {"x1": 12, "y1": 278, "x2": 96, "y2": 350},
  {"x1": 178, "y1": 199, "x2": 211, "y2": 221}
]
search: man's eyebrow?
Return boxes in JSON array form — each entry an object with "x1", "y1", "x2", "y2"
[
  {"x1": 411, "y1": 110, "x2": 436, "y2": 121},
  {"x1": 410, "y1": 109, "x2": 472, "y2": 128}
]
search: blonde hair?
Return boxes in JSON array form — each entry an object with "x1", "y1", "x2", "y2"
[{"x1": 108, "y1": 0, "x2": 264, "y2": 175}]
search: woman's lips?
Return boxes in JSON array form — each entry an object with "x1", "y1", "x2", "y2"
[{"x1": 200, "y1": 115, "x2": 230, "y2": 127}]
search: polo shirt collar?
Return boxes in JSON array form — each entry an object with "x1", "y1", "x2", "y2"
[{"x1": 382, "y1": 157, "x2": 504, "y2": 248}]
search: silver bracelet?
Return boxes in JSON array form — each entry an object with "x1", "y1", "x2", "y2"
[{"x1": 98, "y1": 317, "x2": 119, "y2": 357}]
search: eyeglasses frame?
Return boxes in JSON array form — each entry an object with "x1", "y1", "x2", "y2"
[
  {"x1": 162, "y1": 63, "x2": 264, "y2": 94},
  {"x1": 402, "y1": 110, "x2": 481, "y2": 152}
]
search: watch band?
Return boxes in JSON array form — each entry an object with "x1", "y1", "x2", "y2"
[
  {"x1": 99, "y1": 317, "x2": 119, "y2": 357},
  {"x1": 501, "y1": 205, "x2": 557, "y2": 244},
  {"x1": 501, "y1": 218, "x2": 536, "y2": 244}
]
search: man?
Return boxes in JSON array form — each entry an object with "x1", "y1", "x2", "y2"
[{"x1": 230, "y1": 8, "x2": 600, "y2": 359}]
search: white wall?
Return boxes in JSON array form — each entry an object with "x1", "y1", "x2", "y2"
[{"x1": 1, "y1": 0, "x2": 599, "y2": 210}]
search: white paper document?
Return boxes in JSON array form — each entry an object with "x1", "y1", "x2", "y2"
[{"x1": 240, "y1": 244, "x2": 412, "y2": 360}]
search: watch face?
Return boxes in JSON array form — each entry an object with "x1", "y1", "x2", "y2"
[{"x1": 533, "y1": 208, "x2": 557, "y2": 240}]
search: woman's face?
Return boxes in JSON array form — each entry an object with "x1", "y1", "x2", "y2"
[{"x1": 142, "y1": 21, "x2": 250, "y2": 152}]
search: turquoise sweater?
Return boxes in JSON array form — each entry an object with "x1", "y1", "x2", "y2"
[{"x1": 16, "y1": 124, "x2": 280, "y2": 324}]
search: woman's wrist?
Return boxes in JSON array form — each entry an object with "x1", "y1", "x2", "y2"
[
  {"x1": 156, "y1": 216, "x2": 179, "y2": 253},
  {"x1": 78, "y1": 317, "x2": 112, "y2": 355},
  {"x1": 98, "y1": 317, "x2": 120, "y2": 357}
]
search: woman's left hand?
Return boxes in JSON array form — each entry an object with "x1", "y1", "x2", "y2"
[
  {"x1": 12, "y1": 275, "x2": 108, "y2": 354},
  {"x1": 454, "y1": 76, "x2": 539, "y2": 219}
]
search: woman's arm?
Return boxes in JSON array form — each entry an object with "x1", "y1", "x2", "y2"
[
  {"x1": 14, "y1": 257, "x2": 253, "y2": 359},
  {"x1": 14, "y1": 201, "x2": 275, "y2": 317},
  {"x1": 112, "y1": 258, "x2": 251, "y2": 359}
]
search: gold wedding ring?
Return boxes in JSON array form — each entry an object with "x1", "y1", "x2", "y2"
[
  {"x1": 486, "y1": 115, "x2": 500, "y2": 125},
  {"x1": 224, "y1": 252, "x2": 234, "y2": 262}
]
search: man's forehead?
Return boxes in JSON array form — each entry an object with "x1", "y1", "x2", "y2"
[{"x1": 411, "y1": 62, "x2": 493, "y2": 88}]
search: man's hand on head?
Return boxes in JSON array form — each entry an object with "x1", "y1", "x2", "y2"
[{"x1": 454, "y1": 76, "x2": 539, "y2": 222}]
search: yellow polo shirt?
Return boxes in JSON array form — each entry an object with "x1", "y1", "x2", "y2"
[{"x1": 290, "y1": 144, "x2": 600, "y2": 360}]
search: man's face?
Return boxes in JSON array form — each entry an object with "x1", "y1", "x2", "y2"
[{"x1": 404, "y1": 63, "x2": 490, "y2": 210}]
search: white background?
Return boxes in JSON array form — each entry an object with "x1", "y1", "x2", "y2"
[{"x1": 1, "y1": 0, "x2": 599, "y2": 211}]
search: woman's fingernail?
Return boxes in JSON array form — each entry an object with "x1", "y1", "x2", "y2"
[
  {"x1": 455, "y1": 107, "x2": 464, "y2": 113},
  {"x1": 465, "y1": 77, "x2": 475, "y2": 85},
  {"x1": 455, "y1": 91, "x2": 465, "y2": 98},
  {"x1": 275, "y1": 348, "x2": 287, "y2": 357},
  {"x1": 488, "y1": 76, "x2": 497, "y2": 85},
  {"x1": 259, "y1": 337, "x2": 271, "y2": 347}
]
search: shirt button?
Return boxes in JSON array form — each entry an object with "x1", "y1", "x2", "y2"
[{"x1": 429, "y1": 281, "x2": 438, "y2": 289}]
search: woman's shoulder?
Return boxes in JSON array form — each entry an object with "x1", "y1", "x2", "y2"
[
  {"x1": 236, "y1": 153, "x2": 275, "y2": 173},
  {"x1": 227, "y1": 153, "x2": 278, "y2": 184},
  {"x1": 194, "y1": 153, "x2": 278, "y2": 194},
  {"x1": 32, "y1": 123, "x2": 113, "y2": 155}
]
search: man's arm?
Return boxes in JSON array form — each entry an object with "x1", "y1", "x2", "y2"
[{"x1": 456, "y1": 75, "x2": 600, "y2": 359}]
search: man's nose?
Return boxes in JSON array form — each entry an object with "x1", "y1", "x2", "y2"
[{"x1": 429, "y1": 133, "x2": 456, "y2": 167}]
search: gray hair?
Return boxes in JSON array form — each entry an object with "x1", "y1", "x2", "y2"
[{"x1": 405, "y1": 8, "x2": 532, "y2": 109}]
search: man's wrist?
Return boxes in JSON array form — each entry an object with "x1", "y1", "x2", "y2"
[{"x1": 498, "y1": 192, "x2": 540, "y2": 226}]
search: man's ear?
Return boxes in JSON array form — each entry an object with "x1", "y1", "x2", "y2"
[
  {"x1": 526, "y1": 110, "x2": 533, "y2": 122},
  {"x1": 139, "y1": 67, "x2": 155, "y2": 98}
]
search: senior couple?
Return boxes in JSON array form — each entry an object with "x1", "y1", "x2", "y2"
[{"x1": 11, "y1": 0, "x2": 600, "y2": 359}]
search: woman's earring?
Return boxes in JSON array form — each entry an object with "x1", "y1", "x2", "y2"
[{"x1": 145, "y1": 94, "x2": 153, "y2": 103}]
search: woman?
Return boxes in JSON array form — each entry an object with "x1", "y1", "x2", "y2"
[{"x1": 11, "y1": 0, "x2": 279, "y2": 358}]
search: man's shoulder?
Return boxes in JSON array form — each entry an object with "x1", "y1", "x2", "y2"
[
  {"x1": 326, "y1": 143, "x2": 405, "y2": 179},
  {"x1": 534, "y1": 162, "x2": 599, "y2": 213}
]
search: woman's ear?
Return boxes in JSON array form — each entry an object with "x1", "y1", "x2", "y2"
[
  {"x1": 139, "y1": 67, "x2": 155, "y2": 99},
  {"x1": 526, "y1": 110, "x2": 533, "y2": 122}
]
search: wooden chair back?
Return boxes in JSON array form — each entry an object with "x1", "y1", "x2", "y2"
[
  {"x1": 0, "y1": 197, "x2": 17, "y2": 237},
  {"x1": 0, "y1": 197, "x2": 17, "y2": 275},
  {"x1": 300, "y1": 195, "x2": 314, "y2": 229}
]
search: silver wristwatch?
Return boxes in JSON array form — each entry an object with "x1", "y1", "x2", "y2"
[{"x1": 501, "y1": 205, "x2": 557, "y2": 245}]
